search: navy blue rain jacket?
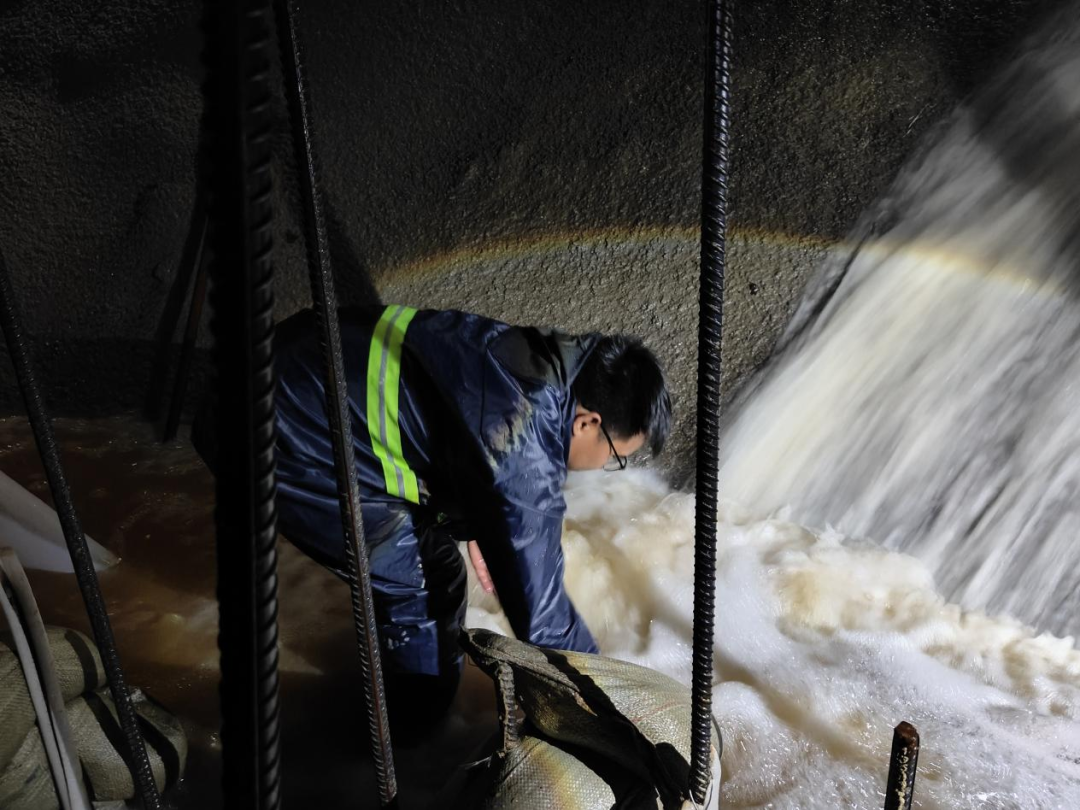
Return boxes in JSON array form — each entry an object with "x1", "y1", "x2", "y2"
[{"x1": 273, "y1": 307, "x2": 600, "y2": 655}]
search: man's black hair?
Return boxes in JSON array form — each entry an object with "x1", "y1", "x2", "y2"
[{"x1": 572, "y1": 336, "x2": 672, "y2": 456}]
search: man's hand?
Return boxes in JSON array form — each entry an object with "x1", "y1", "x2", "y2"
[{"x1": 468, "y1": 540, "x2": 495, "y2": 594}]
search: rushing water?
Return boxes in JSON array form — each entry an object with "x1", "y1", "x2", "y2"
[
  {"x1": 3, "y1": 417, "x2": 1079, "y2": 808},
  {"x1": 6, "y1": 10, "x2": 1080, "y2": 808},
  {"x1": 473, "y1": 5, "x2": 1080, "y2": 805},
  {"x1": 466, "y1": 469, "x2": 1080, "y2": 809},
  {"x1": 716, "y1": 2, "x2": 1080, "y2": 640}
]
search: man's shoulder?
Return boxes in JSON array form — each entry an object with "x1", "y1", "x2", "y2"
[
  {"x1": 489, "y1": 326, "x2": 597, "y2": 390},
  {"x1": 407, "y1": 309, "x2": 574, "y2": 386},
  {"x1": 407, "y1": 308, "x2": 506, "y2": 348},
  {"x1": 402, "y1": 308, "x2": 597, "y2": 410}
]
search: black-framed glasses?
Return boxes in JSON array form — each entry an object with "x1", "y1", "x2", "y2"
[{"x1": 599, "y1": 423, "x2": 627, "y2": 472}]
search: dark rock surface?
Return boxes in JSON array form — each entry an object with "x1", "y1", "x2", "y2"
[{"x1": 0, "y1": 0, "x2": 1058, "y2": 478}]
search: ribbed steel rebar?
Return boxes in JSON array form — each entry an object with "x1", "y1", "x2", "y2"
[
  {"x1": 883, "y1": 722, "x2": 920, "y2": 810},
  {"x1": 690, "y1": 0, "x2": 733, "y2": 804},
  {"x1": 0, "y1": 249, "x2": 162, "y2": 810},
  {"x1": 200, "y1": 0, "x2": 283, "y2": 807},
  {"x1": 164, "y1": 208, "x2": 209, "y2": 443},
  {"x1": 272, "y1": 0, "x2": 398, "y2": 803}
]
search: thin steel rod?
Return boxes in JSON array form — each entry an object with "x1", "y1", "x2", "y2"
[
  {"x1": 164, "y1": 208, "x2": 210, "y2": 442},
  {"x1": 272, "y1": 0, "x2": 398, "y2": 803},
  {"x1": 883, "y1": 721, "x2": 920, "y2": 810},
  {"x1": 690, "y1": 0, "x2": 734, "y2": 804}
]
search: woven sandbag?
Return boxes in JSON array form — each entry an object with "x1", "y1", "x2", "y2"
[
  {"x1": 66, "y1": 686, "x2": 187, "y2": 802},
  {"x1": 44, "y1": 628, "x2": 105, "y2": 703},
  {"x1": 0, "y1": 627, "x2": 106, "y2": 775},
  {"x1": 453, "y1": 733, "x2": 661, "y2": 810},
  {"x1": 0, "y1": 720, "x2": 59, "y2": 810},
  {"x1": 0, "y1": 636, "x2": 37, "y2": 773},
  {"x1": 0, "y1": 627, "x2": 186, "y2": 807},
  {"x1": 462, "y1": 629, "x2": 722, "y2": 809},
  {"x1": 0, "y1": 686, "x2": 188, "y2": 808}
]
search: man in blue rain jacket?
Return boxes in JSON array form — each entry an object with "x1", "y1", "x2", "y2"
[{"x1": 200, "y1": 304, "x2": 671, "y2": 729}]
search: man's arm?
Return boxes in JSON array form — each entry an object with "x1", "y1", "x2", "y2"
[
  {"x1": 472, "y1": 494, "x2": 599, "y2": 655},
  {"x1": 444, "y1": 321, "x2": 598, "y2": 653}
]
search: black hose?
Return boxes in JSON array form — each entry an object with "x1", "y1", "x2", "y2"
[
  {"x1": 0, "y1": 250, "x2": 162, "y2": 810},
  {"x1": 272, "y1": 1, "x2": 398, "y2": 803},
  {"x1": 200, "y1": 0, "x2": 284, "y2": 807},
  {"x1": 690, "y1": 0, "x2": 733, "y2": 804}
]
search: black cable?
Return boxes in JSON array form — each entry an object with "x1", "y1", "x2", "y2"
[
  {"x1": 200, "y1": 0, "x2": 284, "y2": 807},
  {"x1": 0, "y1": 249, "x2": 162, "y2": 810},
  {"x1": 690, "y1": 0, "x2": 733, "y2": 804},
  {"x1": 272, "y1": 1, "x2": 398, "y2": 803}
]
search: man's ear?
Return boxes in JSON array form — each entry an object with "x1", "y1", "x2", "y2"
[{"x1": 572, "y1": 409, "x2": 601, "y2": 437}]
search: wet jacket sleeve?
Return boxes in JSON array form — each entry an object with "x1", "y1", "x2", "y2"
[{"x1": 478, "y1": 486, "x2": 599, "y2": 655}]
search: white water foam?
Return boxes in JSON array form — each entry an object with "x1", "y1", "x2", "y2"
[{"x1": 465, "y1": 470, "x2": 1080, "y2": 808}]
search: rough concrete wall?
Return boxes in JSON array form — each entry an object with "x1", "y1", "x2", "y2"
[{"x1": 0, "y1": 0, "x2": 1057, "y2": 475}]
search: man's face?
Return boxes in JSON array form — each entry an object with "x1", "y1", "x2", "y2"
[{"x1": 567, "y1": 407, "x2": 647, "y2": 471}]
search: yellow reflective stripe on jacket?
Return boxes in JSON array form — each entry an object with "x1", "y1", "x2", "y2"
[{"x1": 365, "y1": 305, "x2": 420, "y2": 502}]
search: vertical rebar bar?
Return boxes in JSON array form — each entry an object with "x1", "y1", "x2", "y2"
[
  {"x1": 883, "y1": 721, "x2": 920, "y2": 810},
  {"x1": 272, "y1": 0, "x2": 398, "y2": 804},
  {"x1": 200, "y1": 0, "x2": 284, "y2": 807},
  {"x1": 690, "y1": 0, "x2": 733, "y2": 804},
  {"x1": 164, "y1": 209, "x2": 210, "y2": 442}
]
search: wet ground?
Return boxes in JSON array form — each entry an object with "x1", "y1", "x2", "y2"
[{"x1": 0, "y1": 415, "x2": 497, "y2": 808}]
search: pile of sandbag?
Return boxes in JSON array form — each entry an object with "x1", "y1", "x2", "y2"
[
  {"x1": 0, "y1": 626, "x2": 188, "y2": 809},
  {"x1": 0, "y1": 542, "x2": 187, "y2": 810},
  {"x1": 453, "y1": 629, "x2": 722, "y2": 810}
]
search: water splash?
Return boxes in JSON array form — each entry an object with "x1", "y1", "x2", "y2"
[
  {"x1": 465, "y1": 470, "x2": 1080, "y2": 808},
  {"x1": 716, "y1": 3, "x2": 1080, "y2": 638}
]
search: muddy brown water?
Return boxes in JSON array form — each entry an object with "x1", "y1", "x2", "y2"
[{"x1": 0, "y1": 415, "x2": 497, "y2": 807}]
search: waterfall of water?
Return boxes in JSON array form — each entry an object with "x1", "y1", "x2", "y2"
[{"x1": 717, "y1": 3, "x2": 1080, "y2": 639}]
